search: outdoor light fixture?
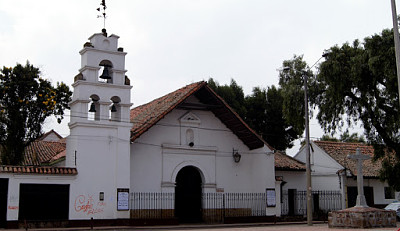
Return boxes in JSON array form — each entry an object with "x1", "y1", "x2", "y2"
[
  {"x1": 232, "y1": 149, "x2": 241, "y2": 163},
  {"x1": 281, "y1": 50, "x2": 331, "y2": 226}
]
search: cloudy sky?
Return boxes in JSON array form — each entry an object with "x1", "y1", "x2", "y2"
[{"x1": 0, "y1": 0, "x2": 397, "y2": 154}]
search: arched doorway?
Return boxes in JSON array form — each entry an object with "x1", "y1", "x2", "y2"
[{"x1": 175, "y1": 166, "x2": 202, "y2": 223}]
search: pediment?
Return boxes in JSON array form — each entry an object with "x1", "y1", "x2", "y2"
[{"x1": 179, "y1": 111, "x2": 201, "y2": 125}]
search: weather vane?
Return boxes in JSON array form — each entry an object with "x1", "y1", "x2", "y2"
[{"x1": 97, "y1": 0, "x2": 107, "y2": 29}]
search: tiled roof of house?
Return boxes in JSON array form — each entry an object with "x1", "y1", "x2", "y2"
[
  {"x1": 130, "y1": 82, "x2": 206, "y2": 141},
  {"x1": 130, "y1": 81, "x2": 269, "y2": 150},
  {"x1": 22, "y1": 140, "x2": 66, "y2": 166},
  {"x1": 313, "y1": 140, "x2": 382, "y2": 178},
  {"x1": 0, "y1": 139, "x2": 74, "y2": 175},
  {"x1": 0, "y1": 165, "x2": 77, "y2": 175},
  {"x1": 275, "y1": 151, "x2": 306, "y2": 171}
]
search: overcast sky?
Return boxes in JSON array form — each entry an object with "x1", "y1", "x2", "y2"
[{"x1": 0, "y1": 0, "x2": 397, "y2": 154}]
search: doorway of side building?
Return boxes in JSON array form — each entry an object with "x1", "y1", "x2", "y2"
[
  {"x1": 18, "y1": 184, "x2": 70, "y2": 221},
  {"x1": 175, "y1": 166, "x2": 203, "y2": 223},
  {"x1": 0, "y1": 178, "x2": 8, "y2": 228},
  {"x1": 347, "y1": 186, "x2": 374, "y2": 207}
]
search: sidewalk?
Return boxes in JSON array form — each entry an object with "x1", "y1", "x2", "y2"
[{"x1": 3, "y1": 222, "x2": 399, "y2": 231}]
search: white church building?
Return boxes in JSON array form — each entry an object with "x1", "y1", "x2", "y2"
[{"x1": 0, "y1": 30, "x2": 281, "y2": 227}]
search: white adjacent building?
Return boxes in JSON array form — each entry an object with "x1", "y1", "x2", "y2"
[{"x1": 294, "y1": 140, "x2": 399, "y2": 209}]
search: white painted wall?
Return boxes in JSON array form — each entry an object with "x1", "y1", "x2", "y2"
[
  {"x1": 4, "y1": 174, "x2": 75, "y2": 221},
  {"x1": 131, "y1": 96, "x2": 278, "y2": 215},
  {"x1": 276, "y1": 171, "x2": 306, "y2": 191},
  {"x1": 66, "y1": 31, "x2": 131, "y2": 220},
  {"x1": 294, "y1": 141, "x2": 397, "y2": 208},
  {"x1": 346, "y1": 178, "x2": 399, "y2": 206}
]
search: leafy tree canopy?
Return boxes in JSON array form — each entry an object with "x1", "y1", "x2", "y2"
[
  {"x1": 320, "y1": 131, "x2": 365, "y2": 143},
  {"x1": 314, "y1": 29, "x2": 400, "y2": 189},
  {"x1": 0, "y1": 62, "x2": 72, "y2": 165},
  {"x1": 278, "y1": 55, "x2": 314, "y2": 137},
  {"x1": 208, "y1": 78, "x2": 300, "y2": 151}
]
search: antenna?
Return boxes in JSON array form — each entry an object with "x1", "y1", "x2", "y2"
[{"x1": 97, "y1": 0, "x2": 107, "y2": 30}]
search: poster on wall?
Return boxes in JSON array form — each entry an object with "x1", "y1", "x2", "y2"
[
  {"x1": 117, "y1": 188, "x2": 129, "y2": 211},
  {"x1": 266, "y1": 188, "x2": 276, "y2": 207}
]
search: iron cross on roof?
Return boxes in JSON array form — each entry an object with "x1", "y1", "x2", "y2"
[
  {"x1": 347, "y1": 148, "x2": 371, "y2": 207},
  {"x1": 97, "y1": 0, "x2": 107, "y2": 30}
]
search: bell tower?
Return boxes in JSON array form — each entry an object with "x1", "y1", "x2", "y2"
[{"x1": 67, "y1": 29, "x2": 132, "y2": 219}]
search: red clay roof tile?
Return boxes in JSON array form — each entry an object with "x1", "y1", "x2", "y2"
[
  {"x1": 0, "y1": 165, "x2": 77, "y2": 175},
  {"x1": 275, "y1": 151, "x2": 306, "y2": 171},
  {"x1": 130, "y1": 81, "x2": 268, "y2": 150},
  {"x1": 313, "y1": 141, "x2": 385, "y2": 178}
]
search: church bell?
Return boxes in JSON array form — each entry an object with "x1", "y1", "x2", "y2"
[
  {"x1": 99, "y1": 64, "x2": 112, "y2": 80},
  {"x1": 110, "y1": 103, "x2": 117, "y2": 112},
  {"x1": 89, "y1": 102, "x2": 96, "y2": 112}
]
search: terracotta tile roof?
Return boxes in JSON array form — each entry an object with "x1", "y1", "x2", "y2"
[
  {"x1": 275, "y1": 151, "x2": 306, "y2": 171},
  {"x1": 130, "y1": 82, "x2": 206, "y2": 141},
  {"x1": 0, "y1": 165, "x2": 77, "y2": 175},
  {"x1": 313, "y1": 141, "x2": 382, "y2": 178},
  {"x1": 0, "y1": 140, "x2": 72, "y2": 175},
  {"x1": 22, "y1": 140, "x2": 66, "y2": 165},
  {"x1": 130, "y1": 81, "x2": 268, "y2": 150}
]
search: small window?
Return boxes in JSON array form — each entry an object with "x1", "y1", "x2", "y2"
[{"x1": 385, "y1": 187, "x2": 395, "y2": 199}]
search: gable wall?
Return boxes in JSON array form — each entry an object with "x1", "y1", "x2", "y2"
[{"x1": 130, "y1": 106, "x2": 275, "y2": 194}]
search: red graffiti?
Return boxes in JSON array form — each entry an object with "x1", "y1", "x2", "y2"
[
  {"x1": 74, "y1": 195, "x2": 106, "y2": 215},
  {"x1": 8, "y1": 206, "x2": 18, "y2": 210}
]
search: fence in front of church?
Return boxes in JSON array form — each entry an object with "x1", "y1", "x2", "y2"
[
  {"x1": 280, "y1": 190, "x2": 342, "y2": 216},
  {"x1": 130, "y1": 191, "x2": 342, "y2": 223}
]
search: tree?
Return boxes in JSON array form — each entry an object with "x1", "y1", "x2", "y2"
[
  {"x1": 0, "y1": 62, "x2": 72, "y2": 165},
  {"x1": 208, "y1": 78, "x2": 247, "y2": 118},
  {"x1": 314, "y1": 29, "x2": 400, "y2": 189},
  {"x1": 320, "y1": 132, "x2": 365, "y2": 143},
  {"x1": 278, "y1": 55, "x2": 314, "y2": 139},
  {"x1": 208, "y1": 78, "x2": 300, "y2": 150}
]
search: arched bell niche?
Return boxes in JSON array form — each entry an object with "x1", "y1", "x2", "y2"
[
  {"x1": 98, "y1": 60, "x2": 113, "y2": 83},
  {"x1": 88, "y1": 94, "x2": 100, "y2": 121},
  {"x1": 109, "y1": 96, "x2": 121, "y2": 121}
]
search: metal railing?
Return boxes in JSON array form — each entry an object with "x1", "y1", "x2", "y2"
[
  {"x1": 281, "y1": 190, "x2": 342, "y2": 216},
  {"x1": 130, "y1": 192, "x2": 269, "y2": 222}
]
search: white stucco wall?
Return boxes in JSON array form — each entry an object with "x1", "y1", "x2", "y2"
[
  {"x1": 67, "y1": 123, "x2": 131, "y2": 220},
  {"x1": 4, "y1": 174, "x2": 75, "y2": 221},
  {"x1": 346, "y1": 178, "x2": 399, "y2": 206},
  {"x1": 276, "y1": 171, "x2": 306, "y2": 191},
  {"x1": 130, "y1": 97, "x2": 278, "y2": 215}
]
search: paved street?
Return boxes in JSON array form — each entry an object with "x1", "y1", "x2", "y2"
[
  {"x1": 126, "y1": 223, "x2": 400, "y2": 231},
  {"x1": 5, "y1": 222, "x2": 400, "y2": 231}
]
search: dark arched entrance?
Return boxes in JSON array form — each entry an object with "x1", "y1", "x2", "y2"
[{"x1": 175, "y1": 166, "x2": 202, "y2": 223}]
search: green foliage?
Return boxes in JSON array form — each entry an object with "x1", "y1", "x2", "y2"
[
  {"x1": 339, "y1": 131, "x2": 365, "y2": 143},
  {"x1": 278, "y1": 55, "x2": 314, "y2": 137},
  {"x1": 315, "y1": 29, "x2": 400, "y2": 188},
  {"x1": 320, "y1": 132, "x2": 365, "y2": 143},
  {"x1": 208, "y1": 78, "x2": 299, "y2": 150},
  {"x1": 320, "y1": 135, "x2": 339, "y2": 142},
  {"x1": 0, "y1": 62, "x2": 72, "y2": 165}
]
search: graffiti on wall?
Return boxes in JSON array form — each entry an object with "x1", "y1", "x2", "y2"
[{"x1": 74, "y1": 194, "x2": 106, "y2": 215}]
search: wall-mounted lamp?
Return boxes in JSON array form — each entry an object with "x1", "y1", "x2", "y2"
[
  {"x1": 99, "y1": 192, "x2": 104, "y2": 201},
  {"x1": 232, "y1": 149, "x2": 241, "y2": 163}
]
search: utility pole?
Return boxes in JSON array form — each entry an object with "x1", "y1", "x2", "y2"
[
  {"x1": 391, "y1": 0, "x2": 400, "y2": 105},
  {"x1": 303, "y1": 71, "x2": 312, "y2": 226}
]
